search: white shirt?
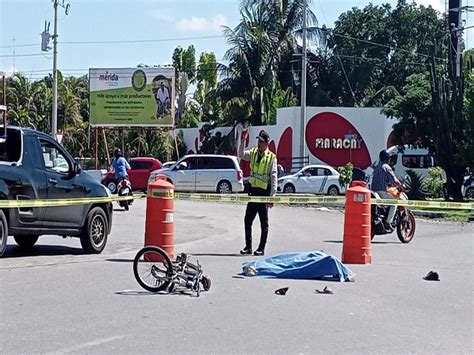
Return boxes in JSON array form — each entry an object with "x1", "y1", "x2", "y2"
[{"x1": 156, "y1": 87, "x2": 169, "y2": 103}]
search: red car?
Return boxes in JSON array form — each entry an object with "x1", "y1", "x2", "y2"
[{"x1": 102, "y1": 157, "x2": 163, "y2": 193}]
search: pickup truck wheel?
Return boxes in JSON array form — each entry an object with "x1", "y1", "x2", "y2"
[
  {"x1": 80, "y1": 207, "x2": 108, "y2": 254},
  {"x1": 13, "y1": 235, "x2": 39, "y2": 248},
  {"x1": 0, "y1": 210, "x2": 7, "y2": 257}
]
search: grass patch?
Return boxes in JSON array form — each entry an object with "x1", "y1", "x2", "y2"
[{"x1": 443, "y1": 211, "x2": 473, "y2": 222}]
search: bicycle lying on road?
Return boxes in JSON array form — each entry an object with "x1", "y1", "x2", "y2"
[{"x1": 133, "y1": 246, "x2": 211, "y2": 297}]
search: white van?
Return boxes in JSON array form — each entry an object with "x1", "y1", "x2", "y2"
[
  {"x1": 366, "y1": 145, "x2": 440, "y2": 187},
  {"x1": 386, "y1": 145, "x2": 436, "y2": 180},
  {"x1": 148, "y1": 154, "x2": 244, "y2": 193}
]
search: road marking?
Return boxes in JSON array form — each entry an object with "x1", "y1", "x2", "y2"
[{"x1": 46, "y1": 335, "x2": 126, "y2": 354}]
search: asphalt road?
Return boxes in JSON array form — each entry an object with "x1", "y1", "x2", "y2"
[{"x1": 1, "y1": 199, "x2": 473, "y2": 354}]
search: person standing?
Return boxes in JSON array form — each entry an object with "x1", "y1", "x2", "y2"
[
  {"x1": 238, "y1": 129, "x2": 277, "y2": 256},
  {"x1": 156, "y1": 82, "x2": 170, "y2": 118}
]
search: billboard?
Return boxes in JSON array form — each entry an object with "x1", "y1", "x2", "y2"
[{"x1": 89, "y1": 67, "x2": 175, "y2": 127}]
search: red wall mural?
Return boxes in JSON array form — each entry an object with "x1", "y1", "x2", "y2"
[
  {"x1": 277, "y1": 127, "x2": 293, "y2": 173},
  {"x1": 386, "y1": 130, "x2": 395, "y2": 148},
  {"x1": 305, "y1": 112, "x2": 372, "y2": 169}
]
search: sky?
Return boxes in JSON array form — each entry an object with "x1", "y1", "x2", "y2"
[{"x1": 0, "y1": 0, "x2": 472, "y2": 82}]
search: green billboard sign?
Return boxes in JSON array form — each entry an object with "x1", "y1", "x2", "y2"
[{"x1": 89, "y1": 67, "x2": 175, "y2": 127}]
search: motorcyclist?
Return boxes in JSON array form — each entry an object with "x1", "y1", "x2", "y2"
[
  {"x1": 111, "y1": 148, "x2": 131, "y2": 183},
  {"x1": 371, "y1": 150, "x2": 403, "y2": 230}
]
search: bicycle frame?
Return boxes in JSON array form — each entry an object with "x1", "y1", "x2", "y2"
[{"x1": 169, "y1": 253, "x2": 203, "y2": 296}]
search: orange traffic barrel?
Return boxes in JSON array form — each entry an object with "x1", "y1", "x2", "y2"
[
  {"x1": 342, "y1": 181, "x2": 372, "y2": 264},
  {"x1": 144, "y1": 176, "x2": 175, "y2": 260}
]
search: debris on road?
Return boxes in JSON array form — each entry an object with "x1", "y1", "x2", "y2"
[
  {"x1": 315, "y1": 286, "x2": 334, "y2": 295},
  {"x1": 275, "y1": 287, "x2": 289, "y2": 295},
  {"x1": 423, "y1": 270, "x2": 440, "y2": 281}
]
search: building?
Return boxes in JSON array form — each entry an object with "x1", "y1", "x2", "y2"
[{"x1": 177, "y1": 107, "x2": 396, "y2": 175}]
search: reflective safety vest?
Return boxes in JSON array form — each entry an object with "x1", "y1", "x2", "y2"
[{"x1": 249, "y1": 147, "x2": 276, "y2": 190}]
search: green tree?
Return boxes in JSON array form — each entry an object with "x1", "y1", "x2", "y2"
[
  {"x1": 314, "y1": 0, "x2": 446, "y2": 107},
  {"x1": 384, "y1": 61, "x2": 470, "y2": 200},
  {"x1": 216, "y1": 0, "x2": 320, "y2": 125},
  {"x1": 172, "y1": 45, "x2": 197, "y2": 124},
  {"x1": 261, "y1": 78, "x2": 297, "y2": 124},
  {"x1": 196, "y1": 52, "x2": 218, "y2": 104}
]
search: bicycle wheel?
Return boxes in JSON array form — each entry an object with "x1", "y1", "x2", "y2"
[{"x1": 133, "y1": 246, "x2": 173, "y2": 292}]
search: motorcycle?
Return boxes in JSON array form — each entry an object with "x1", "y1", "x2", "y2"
[
  {"x1": 371, "y1": 186, "x2": 416, "y2": 243},
  {"x1": 117, "y1": 178, "x2": 133, "y2": 211}
]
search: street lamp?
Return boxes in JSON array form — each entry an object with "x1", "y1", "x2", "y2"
[{"x1": 344, "y1": 132, "x2": 358, "y2": 163}]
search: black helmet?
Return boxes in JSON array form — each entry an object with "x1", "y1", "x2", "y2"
[
  {"x1": 114, "y1": 148, "x2": 122, "y2": 156},
  {"x1": 379, "y1": 149, "x2": 390, "y2": 163}
]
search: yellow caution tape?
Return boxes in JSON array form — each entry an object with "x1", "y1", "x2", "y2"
[
  {"x1": 174, "y1": 193, "x2": 472, "y2": 210},
  {"x1": 373, "y1": 198, "x2": 474, "y2": 210},
  {"x1": 0, "y1": 195, "x2": 142, "y2": 209},
  {"x1": 174, "y1": 193, "x2": 346, "y2": 205},
  {"x1": 147, "y1": 188, "x2": 174, "y2": 199},
  {"x1": 0, "y1": 193, "x2": 472, "y2": 211}
]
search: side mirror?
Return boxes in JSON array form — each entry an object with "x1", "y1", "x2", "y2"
[{"x1": 71, "y1": 162, "x2": 81, "y2": 176}]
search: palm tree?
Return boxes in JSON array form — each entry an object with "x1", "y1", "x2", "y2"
[
  {"x1": 6, "y1": 73, "x2": 50, "y2": 131},
  {"x1": 215, "y1": 0, "x2": 320, "y2": 125}
]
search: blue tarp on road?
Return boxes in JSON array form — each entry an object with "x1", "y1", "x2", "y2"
[{"x1": 241, "y1": 251, "x2": 354, "y2": 282}]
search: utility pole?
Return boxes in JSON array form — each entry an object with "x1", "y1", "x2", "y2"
[
  {"x1": 448, "y1": 0, "x2": 462, "y2": 78},
  {"x1": 299, "y1": 0, "x2": 307, "y2": 160},
  {"x1": 49, "y1": 0, "x2": 70, "y2": 138},
  {"x1": 52, "y1": 0, "x2": 59, "y2": 137}
]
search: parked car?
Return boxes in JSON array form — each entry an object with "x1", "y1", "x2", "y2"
[
  {"x1": 148, "y1": 154, "x2": 244, "y2": 193},
  {"x1": 0, "y1": 126, "x2": 113, "y2": 257},
  {"x1": 463, "y1": 174, "x2": 474, "y2": 199},
  {"x1": 102, "y1": 157, "x2": 162, "y2": 193},
  {"x1": 277, "y1": 164, "x2": 343, "y2": 195}
]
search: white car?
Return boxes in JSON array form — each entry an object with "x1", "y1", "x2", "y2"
[
  {"x1": 277, "y1": 165, "x2": 343, "y2": 195},
  {"x1": 148, "y1": 154, "x2": 244, "y2": 193},
  {"x1": 162, "y1": 161, "x2": 176, "y2": 169}
]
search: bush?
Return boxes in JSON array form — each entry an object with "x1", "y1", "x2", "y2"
[
  {"x1": 403, "y1": 170, "x2": 426, "y2": 200},
  {"x1": 424, "y1": 167, "x2": 445, "y2": 198},
  {"x1": 337, "y1": 163, "x2": 353, "y2": 190}
]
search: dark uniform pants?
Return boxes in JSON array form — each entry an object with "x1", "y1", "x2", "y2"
[{"x1": 244, "y1": 202, "x2": 269, "y2": 250}]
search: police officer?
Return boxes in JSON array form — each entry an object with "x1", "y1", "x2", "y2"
[{"x1": 238, "y1": 129, "x2": 277, "y2": 256}]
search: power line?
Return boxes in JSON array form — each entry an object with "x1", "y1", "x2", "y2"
[
  {"x1": 320, "y1": 27, "x2": 448, "y2": 62},
  {"x1": 59, "y1": 35, "x2": 224, "y2": 45},
  {"x1": 0, "y1": 53, "x2": 46, "y2": 58},
  {"x1": 0, "y1": 43, "x2": 37, "y2": 49}
]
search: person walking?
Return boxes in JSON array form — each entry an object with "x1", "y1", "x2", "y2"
[{"x1": 238, "y1": 129, "x2": 277, "y2": 256}]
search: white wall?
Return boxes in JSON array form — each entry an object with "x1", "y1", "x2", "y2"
[{"x1": 176, "y1": 107, "x2": 396, "y2": 171}]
